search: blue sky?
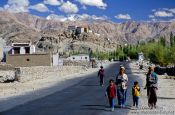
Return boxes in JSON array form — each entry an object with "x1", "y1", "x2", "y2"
[{"x1": 0, "y1": 0, "x2": 175, "y2": 22}]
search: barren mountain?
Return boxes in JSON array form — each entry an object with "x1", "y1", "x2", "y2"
[{"x1": 0, "y1": 11, "x2": 175, "y2": 52}]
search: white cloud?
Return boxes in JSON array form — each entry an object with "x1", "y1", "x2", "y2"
[
  {"x1": 149, "y1": 15, "x2": 155, "y2": 18},
  {"x1": 151, "y1": 18, "x2": 157, "y2": 22},
  {"x1": 152, "y1": 9, "x2": 156, "y2": 12},
  {"x1": 115, "y1": 14, "x2": 131, "y2": 20},
  {"x1": 76, "y1": 0, "x2": 107, "y2": 9},
  {"x1": 169, "y1": 8, "x2": 175, "y2": 13},
  {"x1": 44, "y1": 0, "x2": 61, "y2": 6},
  {"x1": 29, "y1": 3, "x2": 49, "y2": 12},
  {"x1": 59, "y1": 1, "x2": 78, "y2": 14},
  {"x1": 3, "y1": 0, "x2": 29, "y2": 13},
  {"x1": 149, "y1": 8, "x2": 175, "y2": 20},
  {"x1": 154, "y1": 11, "x2": 173, "y2": 17},
  {"x1": 46, "y1": 14, "x2": 109, "y2": 22},
  {"x1": 82, "y1": 5, "x2": 87, "y2": 10}
]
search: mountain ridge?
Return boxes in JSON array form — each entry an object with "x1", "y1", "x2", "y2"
[{"x1": 0, "y1": 11, "x2": 175, "y2": 52}]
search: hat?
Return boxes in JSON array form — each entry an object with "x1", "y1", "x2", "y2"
[{"x1": 120, "y1": 66, "x2": 125, "y2": 70}]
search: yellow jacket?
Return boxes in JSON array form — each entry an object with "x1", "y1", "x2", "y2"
[{"x1": 132, "y1": 85, "x2": 140, "y2": 96}]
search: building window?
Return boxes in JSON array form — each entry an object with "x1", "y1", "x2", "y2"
[
  {"x1": 26, "y1": 59, "x2": 30, "y2": 61},
  {"x1": 73, "y1": 57, "x2": 75, "y2": 60},
  {"x1": 25, "y1": 47, "x2": 30, "y2": 54},
  {"x1": 13, "y1": 47, "x2": 20, "y2": 54},
  {"x1": 85, "y1": 57, "x2": 87, "y2": 59}
]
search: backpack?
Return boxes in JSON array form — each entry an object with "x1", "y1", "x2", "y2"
[{"x1": 148, "y1": 72, "x2": 158, "y2": 88}]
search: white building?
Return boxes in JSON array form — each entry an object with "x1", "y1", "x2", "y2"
[
  {"x1": 67, "y1": 54, "x2": 90, "y2": 61},
  {"x1": 0, "y1": 38, "x2": 6, "y2": 61},
  {"x1": 52, "y1": 53, "x2": 64, "y2": 66},
  {"x1": 68, "y1": 26, "x2": 77, "y2": 33},
  {"x1": 138, "y1": 52, "x2": 144, "y2": 61},
  {"x1": 88, "y1": 30, "x2": 93, "y2": 33},
  {"x1": 76, "y1": 27, "x2": 84, "y2": 34},
  {"x1": 68, "y1": 26, "x2": 90, "y2": 35},
  {"x1": 0, "y1": 38, "x2": 3, "y2": 61},
  {"x1": 11, "y1": 43, "x2": 36, "y2": 55},
  {"x1": 94, "y1": 33, "x2": 100, "y2": 37}
]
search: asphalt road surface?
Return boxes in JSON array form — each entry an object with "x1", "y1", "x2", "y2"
[{"x1": 0, "y1": 62, "x2": 142, "y2": 115}]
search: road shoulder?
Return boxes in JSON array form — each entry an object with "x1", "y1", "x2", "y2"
[
  {"x1": 0, "y1": 62, "x2": 112, "y2": 112},
  {"x1": 127, "y1": 61, "x2": 175, "y2": 115}
]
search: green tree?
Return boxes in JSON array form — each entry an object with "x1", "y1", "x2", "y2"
[
  {"x1": 127, "y1": 48, "x2": 138, "y2": 59},
  {"x1": 149, "y1": 44, "x2": 165, "y2": 65},
  {"x1": 149, "y1": 39, "x2": 155, "y2": 43},
  {"x1": 115, "y1": 49, "x2": 125, "y2": 61},
  {"x1": 98, "y1": 52, "x2": 109, "y2": 60},
  {"x1": 170, "y1": 32, "x2": 174, "y2": 47},
  {"x1": 159, "y1": 36, "x2": 166, "y2": 47},
  {"x1": 123, "y1": 46, "x2": 129, "y2": 55},
  {"x1": 129, "y1": 44, "x2": 133, "y2": 50},
  {"x1": 170, "y1": 46, "x2": 175, "y2": 64}
]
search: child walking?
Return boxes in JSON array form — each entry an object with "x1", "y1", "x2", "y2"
[
  {"x1": 106, "y1": 79, "x2": 116, "y2": 111},
  {"x1": 132, "y1": 81, "x2": 140, "y2": 108},
  {"x1": 98, "y1": 66, "x2": 105, "y2": 86}
]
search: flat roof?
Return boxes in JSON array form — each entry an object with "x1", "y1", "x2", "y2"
[{"x1": 71, "y1": 54, "x2": 89, "y2": 56}]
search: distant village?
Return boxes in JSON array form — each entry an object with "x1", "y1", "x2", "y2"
[{"x1": 0, "y1": 25, "x2": 98, "y2": 68}]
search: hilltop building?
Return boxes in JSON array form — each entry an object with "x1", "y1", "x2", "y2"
[
  {"x1": 68, "y1": 26, "x2": 91, "y2": 34},
  {"x1": 68, "y1": 26, "x2": 77, "y2": 34}
]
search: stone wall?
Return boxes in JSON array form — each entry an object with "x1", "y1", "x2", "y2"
[
  {"x1": 63, "y1": 60, "x2": 95, "y2": 68},
  {"x1": 6, "y1": 54, "x2": 51, "y2": 67},
  {"x1": 0, "y1": 70, "x2": 16, "y2": 82},
  {"x1": 0, "y1": 64, "x2": 16, "y2": 83},
  {"x1": 19, "y1": 66, "x2": 87, "y2": 82}
]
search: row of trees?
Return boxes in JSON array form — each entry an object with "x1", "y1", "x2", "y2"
[
  {"x1": 92, "y1": 33, "x2": 175, "y2": 66},
  {"x1": 136, "y1": 32, "x2": 175, "y2": 66}
]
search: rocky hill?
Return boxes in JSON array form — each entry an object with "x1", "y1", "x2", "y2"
[{"x1": 0, "y1": 11, "x2": 175, "y2": 52}]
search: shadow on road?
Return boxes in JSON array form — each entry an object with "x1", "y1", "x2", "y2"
[
  {"x1": 80, "y1": 104, "x2": 135, "y2": 112},
  {"x1": 81, "y1": 108, "x2": 109, "y2": 111},
  {"x1": 81, "y1": 104, "x2": 109, "y2": 111},
  {"x1": 158, "y1": 96, "x2": 175, "y2": 100},
  {"x1": 82, "y1": 104, "x2": 108, "y2": 107},
  {"x1": 0, "y1": 62, "x2": 144, "y2": 115},
  {"x1": 80, "y1": 84, "x2": 100, "y2": 87}
]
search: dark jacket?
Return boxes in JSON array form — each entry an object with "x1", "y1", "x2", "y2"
[
  {"x1": 146, "y1": 72, "x2": 158, "y2": 88},
  {"x1": 98, "y1": 69, "x2": 104, "y2": 77}
]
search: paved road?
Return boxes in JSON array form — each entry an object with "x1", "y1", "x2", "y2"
[{"x1": 0, "y1": 62, "x2": 142, "y2": 115}]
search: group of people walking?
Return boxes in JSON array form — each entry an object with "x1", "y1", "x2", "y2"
[{"x1": 98, "y1": 64, "x2": 158, "y2": 111}]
